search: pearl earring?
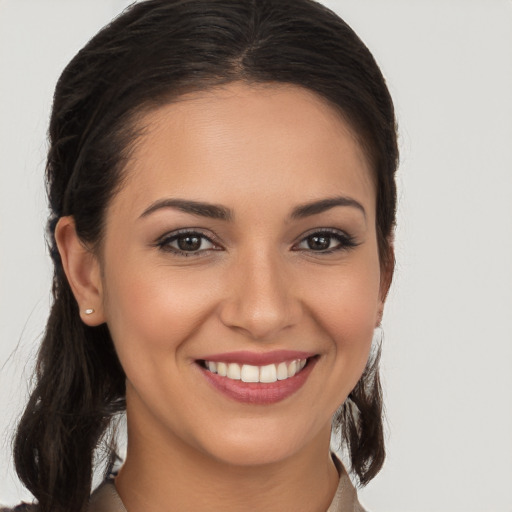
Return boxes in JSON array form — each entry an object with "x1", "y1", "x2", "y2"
[{"x1": 84, "y1": 308, "x2": 95, "y2": 315}]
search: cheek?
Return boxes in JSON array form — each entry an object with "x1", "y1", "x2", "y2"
[
  {"x1": 307, "y1": 259, "x2": 381, "y2": 334},
  {"x1": 302, "y1": 257, "x2": 381, "y2": 382},
  {"x1": 102, "y1": 261, "x2": 219, "y2": 364}
]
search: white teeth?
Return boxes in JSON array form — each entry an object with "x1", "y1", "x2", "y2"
[
  {"x1": 277, "y1": 362, "x2": 288, "y2": 380},
  {"x1": 241, "y1": 364, "x2": 260, "y2": 383},
  {"x1": 227, "y1": 363, "x2": 241, "y2": 380},
  {"x1": 260, "y1": 364, "x2": 277, "y2": 383},
  {"x1": 204, "y1": 358, "x2": 308, "y2": 383},
  {"x1": 288, "y1": 360, "x2": 297, "y2": 378},
  {"x1": 217, "y1": 362, "x2": 227, "y2": 377}
]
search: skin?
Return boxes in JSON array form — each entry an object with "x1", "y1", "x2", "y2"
[{"x1": 56, "y1": 82, "x2": 390, "y2": 511}]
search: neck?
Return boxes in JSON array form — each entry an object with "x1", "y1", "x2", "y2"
[{"x1": 116, "y1": 395, "x2": 339, "y2": 512}]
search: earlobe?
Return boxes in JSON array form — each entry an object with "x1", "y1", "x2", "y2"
[{"x1": 55, "y1": 216, "x2": 106, "y2": 326}]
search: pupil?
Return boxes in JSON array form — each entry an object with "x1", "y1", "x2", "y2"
[
  {"x1": 308, "y1": 235, "x2": 330, "y2": 250},
  {"x1": 178, "y1": 235, "x2": 201, "y2": 251}
]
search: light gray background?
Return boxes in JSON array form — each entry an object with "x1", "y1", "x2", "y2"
[{"x1": 1, "y1": 1, "x2": 511, "y2": 510}]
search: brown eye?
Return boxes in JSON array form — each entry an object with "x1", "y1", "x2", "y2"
[
  {"x1": 177, "y1": 235, "x2": 202, "y2": 251},
  {"x1": 294, "y1": 230, "x2": 358, "y2": 253},
  {"x1": 306, "y1": 234, "x2": 331, "y2": 251},
  {"x1": 157, "y1": 231, "x2": 218, "y2": 255}
]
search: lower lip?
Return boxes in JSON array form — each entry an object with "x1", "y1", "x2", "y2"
[{"x1": 198, "y1": 358, "x2": 317, "y2": 405}]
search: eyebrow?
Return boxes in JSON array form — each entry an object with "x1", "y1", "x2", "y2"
[
  {"x1": 139, "y1": 195, "x2": 365, "y2": 222},
  {"x1": 139, "y1": 198, "x2": 233, "y2": 221},
  {"x1": 291, "y1": 196, "x2": 366, "y2": 220}
]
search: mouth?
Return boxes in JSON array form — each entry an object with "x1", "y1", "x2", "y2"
[
  {"x1": 197, "y1": 358, "x2": 309, "y2": 383},
  {"x1": 195, "y1": 353, "x2": 318, "y2": 404}
]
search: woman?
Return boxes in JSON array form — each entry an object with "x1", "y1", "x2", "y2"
[{"x1": 6, "y1": 0, "x2": 398, "y2": 510}]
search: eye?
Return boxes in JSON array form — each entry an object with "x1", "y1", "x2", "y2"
[
  {"x1": 294, "y1": 229, "x2": 358, "y2": 253},
  {"x1": 156, "y1": 230, "x2": 220, "y2": 256}
]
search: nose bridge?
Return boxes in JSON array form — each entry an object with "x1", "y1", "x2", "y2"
[{"x1": 219, "y1": 245, "x2": 300, "y2": 340}]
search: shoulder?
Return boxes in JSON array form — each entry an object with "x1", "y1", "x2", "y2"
[
  {"x1": 0, "y1": 505, "x2": 37, "y2": 512},
  {"x1": 328, "y1": 454, "x2": 368, "y2": 512},
  {"x1": 1, "y1": 480, "x2": 124, "y2": 512},
  {"x1": 88, "y1": 479, "x2": 127, "y2": 512}
]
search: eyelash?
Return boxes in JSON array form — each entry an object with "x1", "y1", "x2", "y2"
[
  {"x1": 155, "y1": 228, "x2": 358, "y2": 257},
  {"x1": 155, "y1": 229, "x2": 221, "y2": 257},
  {"x1": 293, "y1": 228, "x2": 359, "y2": 254}
]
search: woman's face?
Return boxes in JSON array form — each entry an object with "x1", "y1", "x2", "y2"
[{"x1": 97, "y1": 82, "x2": 386, "y2": 466}]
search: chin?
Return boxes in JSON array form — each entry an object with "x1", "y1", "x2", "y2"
[
  {"x1": 206, "y1": 439, "x2": 300, "y2": 468},
  {"x1": 192, "y1": 417, "x2": 328, "y2": 468}
]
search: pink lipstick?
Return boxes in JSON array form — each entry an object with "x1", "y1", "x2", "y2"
[{"x1": 196, "y1": 351, "x2": 318, "y2": 404}]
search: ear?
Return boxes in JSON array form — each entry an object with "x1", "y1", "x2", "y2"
[
  {"x1": 376, "y1": 240, "x2": 395, "y2": 327},
  {"x1": 55, "y1": 216, "x2": 106, "y2": 326}
]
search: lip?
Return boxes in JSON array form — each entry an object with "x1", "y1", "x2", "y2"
[
  {"x1": 197, "y1": 350, "x2": 316, "y2": 366},
  {"x1": 197, "y1": 353, "x2": 318, "y2": 405}
]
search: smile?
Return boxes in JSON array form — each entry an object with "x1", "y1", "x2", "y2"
[
  {"x1": 197, "y1": 352, "x2": 318, "y2": 404},
  {"x1": 202, "y1": 359, "x2": 308, "y2": 383}
]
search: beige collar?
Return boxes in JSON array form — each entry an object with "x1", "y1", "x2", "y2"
[{"x1": 89, "y1": 456, "x2": 366, "y2": 512}]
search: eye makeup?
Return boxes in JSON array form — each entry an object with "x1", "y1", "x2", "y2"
[{"x1": 153, "y1": 226, "x2": 360, "y2": 258}]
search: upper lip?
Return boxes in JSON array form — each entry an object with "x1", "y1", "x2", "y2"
[{"x1": 197, "y1": 350, "x2": 316, "y2": 366}]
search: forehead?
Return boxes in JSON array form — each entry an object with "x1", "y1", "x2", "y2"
[{"x1": 111, "y1": 82, "x2": 375, "y2": 219}]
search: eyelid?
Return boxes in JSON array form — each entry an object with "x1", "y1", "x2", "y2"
[
  {"x1": 154, "y1": 228, "x2": 223, "y2": 255},
  {"x1": 292, "y1": 227, "x2": 359, "y2": 252},
  {"x1": 153, "y1": 227, "x2": 358, "y2": 256}
]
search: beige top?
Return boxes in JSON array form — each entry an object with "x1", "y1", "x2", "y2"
[
  {"x1": 0, "y1": 457, "x2": 366, "y2": 511},
  {"x1": 88, "y1": 458, "x2": 366, "y2": 512}
]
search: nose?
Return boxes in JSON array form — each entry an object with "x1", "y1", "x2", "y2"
[{"x1": 218, "y1": 248, "x2": 302, "y2": 341}]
